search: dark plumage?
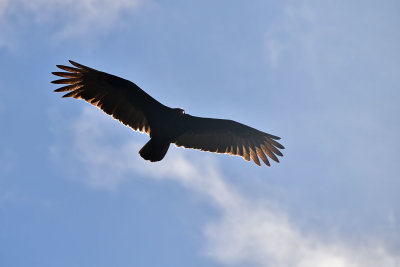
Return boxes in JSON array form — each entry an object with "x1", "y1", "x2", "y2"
[{"x1": 52, "y1": 60, "x2": 284, "y2": 166}]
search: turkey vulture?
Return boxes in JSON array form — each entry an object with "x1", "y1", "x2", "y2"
[{"x1": 51, "y1": 60, "x2": 284, "y2": 166}]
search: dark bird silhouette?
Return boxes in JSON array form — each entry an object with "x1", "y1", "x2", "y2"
[{"x1": 52, "y1": 60, "x2": 284, "y2": 166}]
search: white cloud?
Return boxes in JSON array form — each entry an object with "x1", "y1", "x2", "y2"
[
  {"x1": 263, "y1": 0, "x2": 400, "y2": 229},
  {"x1": 264, "y1": 36, "x2": 285, "y2": 68},
  {"x1": 263, "y1": 1, "x2": 313, "y2": 69},
  {"x1": 205, "y1": 203, "x2": 399, "y2": 267},
  {"x1": 0, "y1": 0, "x2": 142, "y2": 40},
  {"x1": 264, "y1": 0, "x2": 400, "y2": 82},
  {"x1": 51, "y1": 106, "x2": 400, "y2": 267}
]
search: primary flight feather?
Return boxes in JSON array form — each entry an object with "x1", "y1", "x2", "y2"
[{"x1": 52, "y1": 60, "x2": 284, "y2": 166}]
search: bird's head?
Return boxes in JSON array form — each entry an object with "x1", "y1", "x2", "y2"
[{"x1": 174, "y1": 108, "x2": 186, "y2": 115}]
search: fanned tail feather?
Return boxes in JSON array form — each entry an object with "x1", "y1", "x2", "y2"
[{"x1": 139, "y1": 139, "x2": 170, "y2": 162}]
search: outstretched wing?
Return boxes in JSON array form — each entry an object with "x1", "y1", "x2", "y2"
[
  {"x1": 51, "y1": 60, "x2": 165, "y2": 134},
  {"x1": 174, "y1": 115, "x2": 284, "y2": 166}
]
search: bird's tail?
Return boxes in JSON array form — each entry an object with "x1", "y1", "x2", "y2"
[{"x1": 139, "y1": 138, "x2": 170, "y2": 162}]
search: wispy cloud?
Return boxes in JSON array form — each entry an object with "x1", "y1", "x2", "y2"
[
  {"x1": 205, "y1": 201, "x2": 398, "y2": 267},
  {"x1": 265, "y1": 0, "x2": 400, "y2": 81},
  {"x1": 263, "y1": 0, "x2": 400, "y2": 217},
  {"x1": 264, "y1": 1, "x2": 315, "y2": 69},
  {"x1": 264, "y1": 36, "x2": 285, "y2": 68},
  {"x1": 51, "y1": 106, "x2": 400, "y2": 267},
  {"x1": 0, "y1": 0, "x2": 143, "y2": 44}
]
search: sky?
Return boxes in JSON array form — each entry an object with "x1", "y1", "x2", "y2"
[{"x1": 0, "y1": 0, "x2": 399, "y2": 266}]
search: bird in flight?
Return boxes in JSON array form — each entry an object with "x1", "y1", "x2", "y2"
[{"x1": 52, "y1": 60, "x2": 284, "y2": 166}]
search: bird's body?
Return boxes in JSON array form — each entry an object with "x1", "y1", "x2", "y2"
[
  {"x1": 139, "y1": 108, "x2": 186, "y2": 162},
  {"x1": 52, "y1": 61, "x2": 284, "y2": 166}
]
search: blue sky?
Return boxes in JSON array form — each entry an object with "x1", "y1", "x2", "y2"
[{"x1": 1, "y1": 0, "x2": 399, "y2": 266}]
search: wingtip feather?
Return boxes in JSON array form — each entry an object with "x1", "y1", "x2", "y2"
[
  {"x1": 56, "y1": 65, "x2": 81, "y2": 73},
  {"x1": 69, "y1": 60, "x2": 91, "y2": 70},
  {"x1": 52, "y1": 71, "x2": 81, "y2": 78},
  {"x1": 256, "y1": 147, "x2": 270, "y2": 166},
  {"x1": 54, "y1": 84, "x2": 83, "y2": 92}
]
